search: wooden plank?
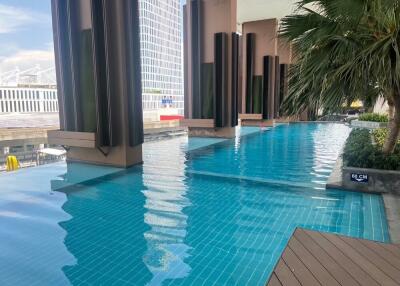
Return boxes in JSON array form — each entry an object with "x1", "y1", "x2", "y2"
[
  {"x1": 305, "y1": 230, "x2": 379, "y2": 286},
  {"x1": 359, "y1": 239, "x2": 400, "y2": 271},
  {"x1": 288, "y1": 236, "x2": 340, "y2": 286},
  {"x1": 239, "y1": 113, "x2": 263, "y2": 120},
  {"x1": 321, "y1": 232, "x2": 399, "y2": 286},
  {"x1": 295, "y1": 229, "x2": 360, "y2": 286},
  {"x1": 267, "y1": 273, "x2": 282, "y2": 286},
  {"x1": 339, "y1": 235, "x2": 400, "y2": 283},
  {"x1": 180, "y1": 119, "x2": 214, "y2": 128},
  {"x1": 379, "y1": 243, "x2": 400, "y2": 259},
  {"x1": 47, "y1": 137, "x2": 96, "y2": 148},
  {"x1": 241, "y1": 119, "x2": 275, "y2": 127},
  {"x1": 267, "y1": 229, "x2": 400, "y2": 286},
  {"x1": 47, "y1": 130, "x2": 96, "y2": 140},
  {"x1": 282, "y1": 246, "x2": 320, "y2": 286},
  {"x1": 274, "y1": 260, "x2": 301, "y2": 286}
]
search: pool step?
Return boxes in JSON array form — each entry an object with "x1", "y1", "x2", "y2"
[{"x1": 186, "y1": 170, "x2": 324, "y2": 190}]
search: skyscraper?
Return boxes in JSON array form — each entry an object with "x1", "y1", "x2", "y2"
[{"x1": 139, "y1": 0, "x2": 184, "y2": 118}]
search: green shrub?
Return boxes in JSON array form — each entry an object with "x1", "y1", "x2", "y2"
[
  {"x1": 343, "y1": 129, "x2": 400, "y2": 170},
  {"x1": 358, "y1": 113, "x2": 388, "y2": 122},
  {"x1": 372, "y1": 128, "x2": 387, "y2": 147},
  {"x1": 343, "y1": 129, "x2": 376, "y2": 168},
  {"x1": 372, "y1": 128, "x2": 400, "y2": 147}
]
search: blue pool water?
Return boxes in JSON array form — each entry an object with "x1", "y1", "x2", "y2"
[{"x1": 0, "y1": 123, "x2": 389, "y2": 285}]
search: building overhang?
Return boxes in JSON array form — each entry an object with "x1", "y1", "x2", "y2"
[{"x1": 237, "y1": 0, "x2": 296, "y2": 24}]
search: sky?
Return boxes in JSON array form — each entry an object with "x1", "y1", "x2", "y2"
[
  {"x1": 0, "y1": 0, "x2": 187, "y2": 76},
  {"x1": 0, "y1": 0, "x2": 294, "y2": 75},
  {"x1": 0, "y1": 0, "x2": 54, "y2": 74}
]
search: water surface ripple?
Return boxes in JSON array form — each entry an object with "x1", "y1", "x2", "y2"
[{"x1": 0, "y1": 123, "x2": 389, "y2": 286}]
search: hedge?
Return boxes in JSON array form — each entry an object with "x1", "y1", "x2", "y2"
[
  {"x1": 343, "y1": 129, "x2": 400, "y2": 170},
  {"x1": 372, "y1": 128, "x2": 400, "y2": 147},
  {"x1": 358, "y1": 113, "x2": 388, "y2": 122}
]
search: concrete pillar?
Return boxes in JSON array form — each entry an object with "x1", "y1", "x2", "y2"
[
  {"x1": 239, "y1": 19, "x2": 294, "y2": 125},
  {"x1": 275, "y1": 38, "x2": 293, "y2": 121},
  {"x1": 49, "y1": 0, "x2": 143, "y2": 167},
  {"x1": 182, "y1": 0, "x2": 239, "y2": 138},
  {"x1": 239, "y1": 19, "x2": 279, "y2": 126}
]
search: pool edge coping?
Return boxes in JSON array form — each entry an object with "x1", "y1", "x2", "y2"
[
  {"x1": 382, "y1": 194, "x2": 400, "y2": 244},
  {"x1": 326, "y1": 151, "x2": 400, "y2": 244}
]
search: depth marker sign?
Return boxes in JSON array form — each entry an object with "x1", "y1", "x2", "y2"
[{"x1": 351, "y1": 173, "x2": 369, "y2": 183}]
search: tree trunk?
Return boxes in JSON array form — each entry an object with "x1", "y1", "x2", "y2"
[
  {"x1": 387, "y1": 96, "x2": 394, "y2": 121},
  {"x1": 383, "y1": 93, "x2": 400, "y2": 154}
]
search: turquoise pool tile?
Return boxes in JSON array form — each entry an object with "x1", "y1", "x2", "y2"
[{"x1": 0, "y1": 124, "x2": 390, "y2": 286}]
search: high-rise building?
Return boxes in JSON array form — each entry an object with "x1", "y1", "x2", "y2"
[
  {"x1": 0, "y1": 86, "x2": 58, "y2": 113},
  {"x1": 139, "y1": 0, "x2": 184, "y2": 119}
]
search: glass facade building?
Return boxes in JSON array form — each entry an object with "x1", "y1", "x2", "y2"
[{"x1": 139, "y1": 0, "x2": 184, "y2": 115}]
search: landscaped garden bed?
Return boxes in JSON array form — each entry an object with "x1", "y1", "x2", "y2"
[
  {"x1": 340, "y1": 129, "x2": 400, "y2": 193},
  {"x1": 351, "y1": 113, "x2": 389, "y2": 129},
  {"x1": 359, "y1": 113, "x2": 389, "y2": 123},
  {"x1": 344, "y1": 129, "x2": 400, "y2": 170}
]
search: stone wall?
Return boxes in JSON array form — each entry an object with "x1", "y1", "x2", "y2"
[
  {"x1": 341, "y1": 166, "x2": 400, "y2": 194},
  {"x1": 351, "y1": 120, "x2": 387, "y2": 129}
]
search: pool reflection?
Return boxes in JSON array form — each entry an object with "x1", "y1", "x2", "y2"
[
  {"x1": 0, "y1": 124, "x2": 389, "y2": 286},
  {"x1": 57, "y1": 137, "x2": 193, "y2": 285}
]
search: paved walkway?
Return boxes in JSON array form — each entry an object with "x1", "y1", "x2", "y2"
[{"x1": 267, "y1": 228, "x2": 400, "y2": 286}]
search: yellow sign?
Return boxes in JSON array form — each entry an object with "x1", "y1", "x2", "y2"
[
  {"x1": 6, "y1": 156, "x2": 20, "y2": 172},
  {"x1": 350, "y1": 100, "x2": 363, "y2": 108}
]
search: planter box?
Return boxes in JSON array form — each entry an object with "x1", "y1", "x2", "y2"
[
  {"x1": 342, "y1": 166, "x2": 400, "y2": 194},
  {"x1": 351, "y1": 120, "x2": 388, "y2": 129}
]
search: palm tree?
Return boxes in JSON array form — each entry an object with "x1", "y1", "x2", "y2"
[{"x1": 279, "y1": 0, "x2": 400, "y2": 154}]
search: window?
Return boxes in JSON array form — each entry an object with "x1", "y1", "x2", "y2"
[
  {"x1": 10, "y1": 146, "x2": 24, "y2": 153},
  {"x1": 26, "y1": 145, "x2": 35, "y2": 151}
]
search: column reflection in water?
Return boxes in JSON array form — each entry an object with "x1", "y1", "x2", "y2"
[
  {"x1": 57, "y1": 168, "x2": 153, "y2": 285},
  {"x1": 141, "y1": 137, "x2": 192, "y2": 284}
]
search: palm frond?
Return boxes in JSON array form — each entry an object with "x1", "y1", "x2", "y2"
[{"x1": 279, "y1": 0, "x2": 400, "y2": 117}]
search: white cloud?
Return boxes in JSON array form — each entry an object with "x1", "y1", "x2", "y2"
[
  {"x1": 0, "y1": 4, "x2": 51, "y2": 34},
  {"x1": 1, "y1": 49, "x2": 54, "y2": 69},
  {"x1": 0, "y1": 48, "x2": 55, "y2": 84},
  {"x1": 0, "y1": 42, "x2": 19, "y2": 60}
]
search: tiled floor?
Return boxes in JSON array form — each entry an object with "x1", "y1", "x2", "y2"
[{"x1": 0, "y1": 124, "x2": 391, "y2": 286}]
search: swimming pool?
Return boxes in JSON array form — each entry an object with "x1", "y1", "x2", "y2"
[{"x1": 0, "y1": 123, "x2": 389, "y2": 285}]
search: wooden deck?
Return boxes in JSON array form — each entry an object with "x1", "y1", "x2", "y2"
[{"x1": 267, "y1": 228, "x2": 400, "y2": 286}]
